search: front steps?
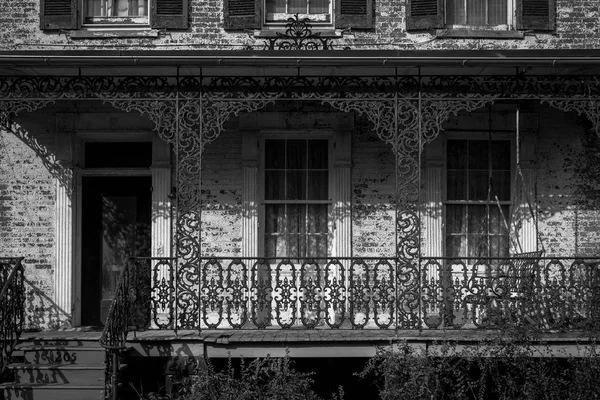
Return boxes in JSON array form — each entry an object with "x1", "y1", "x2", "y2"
[{"x1": 1, "y1": 336, "x2": 106, "y2": 400}]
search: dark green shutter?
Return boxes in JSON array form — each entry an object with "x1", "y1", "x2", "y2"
[
  {"x1": 40, "y1": 0, "x2": 77, "y2": 30},
  {"x1": 335, "y1": 0, "x2": 373, "y2": 29},
  {"x1": 406, "y1": 0, "x2": 443, "y2": 31},
  {"x1": 224, "y1": 0, "x2": 260, "y2": 30},
  {"x1": 152, "y1": 0, "x2": 189, "y2": 29},
  {"x1": 516, "y1": 0, "x2": 555, "y2": 31}
]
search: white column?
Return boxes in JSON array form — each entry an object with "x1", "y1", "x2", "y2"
[
  {"x1": 151, "y1": 136, "x2": 172, "y2": 257},
  {"x1": 423, "y1": 167, "x2": 443, "y2": 258},
  {"x1": 333, "y1": 164, "x2": 352, "y2": 258},
  {"x1": 518, "y1": 168, "x2": 538, "y2": 253},
  {"x1": 54, "y1": 170, "x2": 73, "y2": 324},
  {"x1": 151, "y1": 165, "x2": 172, "y2": 258},
  {"x1": 242, "y1": 164, "x2": 258, "y2": 258}
]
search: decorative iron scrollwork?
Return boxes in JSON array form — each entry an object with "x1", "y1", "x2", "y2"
[{"x1": 263, "y1": 14, "x2": 338, "y2": 51}]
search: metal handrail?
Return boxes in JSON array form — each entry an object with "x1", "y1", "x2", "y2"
[
  {"x1": 99, "y1": 257, "x2": 176, "y2": 400},
  {"x1": 0, "y1": 257, "x2": 25, "y2": 379}
]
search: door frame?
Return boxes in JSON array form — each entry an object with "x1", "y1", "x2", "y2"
[{"x1": 72, "y1": 131, "x2": 172, "y2": 327}]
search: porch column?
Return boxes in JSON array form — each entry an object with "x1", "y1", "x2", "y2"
[
  {"x1": 151, "y1": 135, "x2": 172, "y2": 258},
  {"x1": 241, "y1": 121, "x2": 259, "y2": 259},
  {"x1": 53, "y1": 127, "x2": 74, "y2": 326},
  {"x1": 54, "y1": 169, "x2": 73, "y2": 324}
]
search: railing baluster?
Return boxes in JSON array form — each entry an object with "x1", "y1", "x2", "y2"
[{"x1": 0, "y1": 257, "x2": 25, "y2": 379}]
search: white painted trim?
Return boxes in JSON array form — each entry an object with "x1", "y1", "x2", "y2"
[{"x1": 54, "y1": 173, "x2": 74, "y2": 325}]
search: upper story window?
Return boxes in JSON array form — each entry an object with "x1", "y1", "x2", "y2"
[
  {"x1": 265, "y1": 0, "x2": 332, "y2": 25},
  {"x1": 406, "y1": 0, "x2": 555, "y2": 32},
  {"x1": 445, "y1": 0, "x2": 508, "y2": 27},
  {"x1": 40, "y1": 0, "x2": 188, "y2": 31},
  {"x1": 84, "y1": 0, "x2": 149, "y2": 25},
  {"x1": 224, "y1": 0, "x2": 372, "y2": 30}
]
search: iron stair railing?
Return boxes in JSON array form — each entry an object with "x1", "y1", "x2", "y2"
[
  {"x1": 99, "y1": 257, "x2": 176, "y2": 400},
  {"x1": 0, "y1": 257, "x2": 25, "y2": 380}
]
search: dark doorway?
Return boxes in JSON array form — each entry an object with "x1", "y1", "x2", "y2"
[{"x1": 81, "y1": 176, "x2": 151, "y2": 326}]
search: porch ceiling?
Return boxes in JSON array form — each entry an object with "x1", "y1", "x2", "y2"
[{"x1": 1, "y1": 49, "x2": 600, "y2": 77}]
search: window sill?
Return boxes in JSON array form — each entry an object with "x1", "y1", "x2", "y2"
[
  {"x1": 435, "y1": 29, "x2": 524, "y2": 39},
  {"x1": 255, "y1": 29, "x2": 342, "y2": 38},
  {"x1": 70, "y1": 29, "x2": 159, "y2": 39}
]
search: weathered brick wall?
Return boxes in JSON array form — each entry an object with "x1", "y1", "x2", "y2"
[
  {"x1": 200, "y1": 122, "x2": 244, "y2": 257},
  {"x1": 1, "y1": 1, "x2": 599, "y2": 51},
  {"x1": 536, "y1": 106, "x2": 600, "y2": 257},
  {"x1": 0, "y1": 127, "x2": 58, "y2": 330},
  {"x1": 351, "y1": 113, "x2": 396, "y2": 258}
]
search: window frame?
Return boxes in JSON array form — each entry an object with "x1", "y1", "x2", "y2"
[
  {"x1": 82, "y1": 0, "x2": 150, "y2": 27},
  {"x1": 263, "y1": 0, "x2": 334, "y2": 27},
  {"x1": 444, "y1": 0, "x2": 514, "y2": 30},
  {"x1": 443, "y1": 132, "x2": 515, "y2": 259},
  {"x1": 259, "y1": 131, "x2": 334, "y2": 259}
]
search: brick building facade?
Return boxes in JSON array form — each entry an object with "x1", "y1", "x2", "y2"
[{"x1": 1, "y1": 0, "x2": 600, "y2": 398}]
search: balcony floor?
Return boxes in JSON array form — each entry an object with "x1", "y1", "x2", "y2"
[{"x1": 20, "y1": 327, "x2": 597, "y2": 359}]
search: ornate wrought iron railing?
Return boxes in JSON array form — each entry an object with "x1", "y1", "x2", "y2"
[
  {"x1": 100, "y1": 257, "x2": 176, "y2": 400},
  {"x1": 0, "y1": 257, "x2": 25, "y2": 379},
  {"x1": 141, "y1": 256, "x2": 600, "y2": 332}
]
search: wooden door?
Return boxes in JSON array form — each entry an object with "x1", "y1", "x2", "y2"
[{"x1": 81, "y1": 177, "x2": 151, "y2": 326}]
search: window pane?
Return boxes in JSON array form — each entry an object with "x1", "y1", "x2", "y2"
[
  {"x1": 287, "y1": 204, "x2": 304, "y2": 235},
  {"x1": 446, "y1": 236, "x2": 466, "y2": 258},
  {"x1": 266, "y1": 0, "x2": 286, "y2": 13},
  {"x1": 466, "y1": 0, "x2": 485, "y2": 25},
  {"x1": 447, "y1": 170, "x2": 467, "y2": 200},
  {"x1": 488, "y1": 0, "x2": 507, "y2": 24},
  {"x1": 446, "y1": 205, "x2": 466, "y2": 234},
  {"x1": 308, "y1": 140, "x2": 328, "y2": 169},
  {"x1": 307, "y1": 204, "x2": 328, "y2": 233},
  {"x1": 468, "y1": 234, "x2": 488, "y2": 258},
  {"x1": 308, "y1": 235, "x2": 328, "y2": 258},
  {"x1": 266, "y1": 204, "x2": 285, "y2": 234},
  {"x1": 447, "y1": 140, "x2": 467, "y2": 169},
  {"x1": 265, "y1": 140, "x2": 285, "y2": 169},
  {"x1": 489, "y1": 206, "x2": 509, "y2": 235},
  {"x1": 309, "y1": 0, "x2": 329, "y2": 14},
  {"x1": 468, "y1": 141, "x2": 489, "y2": 169},
  {"x1": 286, "y1": 171, "x2": 306, "y2": 200},
  {"x1": 446, "y1": 0, "x2": 465, "y2": 24},
  {"x1": 288, "y1": 0, "x2": 308, "y2": 13},
  {"x1": 287, "y1": 140, "x2": 307, "y2": 169},
  {"x1": 265, "y1": 171, "x2": 285, "y2": 200},
  {"x1": 307, "y1": 171, "x2": 328, "y2": 200},
  {"x1": 86, "y1": 0, "x2": 147, "y2": 16},
  {"x1": 492, "y1": 170, "x2": 511, "y2": 201},
  {"x1": 468, "y1": 171, "x2": 489, "y2": 200},
  {"x1": 491, "y1": 140, "x2": 511, "y2": 169},
  {"x1": 467, "y1": 205, "x2": 488, "y2": 236}
]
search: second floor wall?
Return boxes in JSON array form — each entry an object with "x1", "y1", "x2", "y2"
[{"x1": 2, "y1": 0, "x2": 600, "y2": 52}]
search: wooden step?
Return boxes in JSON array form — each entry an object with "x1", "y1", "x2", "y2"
[
  {"x1": 10, "y1": 363, "x2": 105, "y2": 385},
  {"x1": 19, "y1": 346, "x2": 106, "y2": 365},
  {"x1": 0, "y1": 383, "x2": 104, "y2": 400}
]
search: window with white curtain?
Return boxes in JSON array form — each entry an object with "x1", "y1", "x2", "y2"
[
  {"x1": 264, "y1": 0, "x2": 332, "y2": 24},
  {"x1": 445, "y1": 138, "x2": 511, "y2": 259},
  {"x1": 446, "y1": 0, "x2": 508, "y2": 26},
  {"x1": 263, "y1": 138, "x2": 330, "y2": 259},
  {"x1": 84, "y1": 0, "x2": 149, "y2": 24}
]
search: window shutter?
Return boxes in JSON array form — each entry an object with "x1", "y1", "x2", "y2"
[
  {"x1": 224, "y1": 0, "x2": 260, "y2": 30},
  {"x1": 406, "y1": 0, "x2": 443, "y2": 31},
  {"x1": 152, "y1": 0, "x2": 189, "y2": 29},
  {"x1": 40, "y1": 0, "x2": 77, "y2": 30},
  {"x1": 516, "y1": 0, "x2": 555, "y2": 31},
  {"x1": 335, "y1": 0, "x2": 373, "y2": 29}
]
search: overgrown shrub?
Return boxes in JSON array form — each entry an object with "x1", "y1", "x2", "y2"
[
  {"x1": 357, "y1": 327, "x2": 600, "y2": 400},
  {"x1": 172, "y1": 352, "x2": 333, "y2": 400}
]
